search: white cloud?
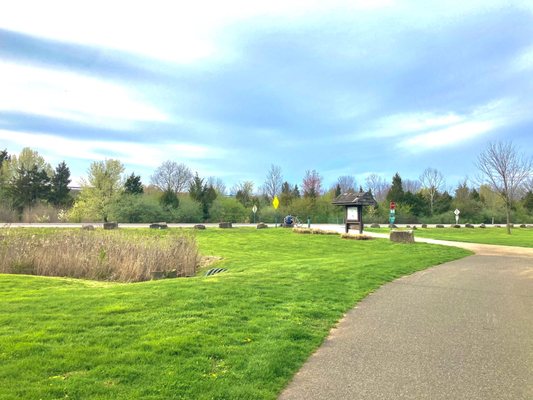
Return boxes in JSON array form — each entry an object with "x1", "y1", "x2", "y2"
[
  {"x1": 0, "y1": 130, "x2": 226, "y2": 170},
  {"x1": 398, "y1": 120, "x2": 496, "y2": 151},
  {"x1": 0, "y1": 0, "x2": 395, "y2": 63},
  {"x1": 0, "y1": 61, "x2": 167, "y2": 129}
]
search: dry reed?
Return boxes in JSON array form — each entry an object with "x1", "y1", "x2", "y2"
[{"x1": 0, "y1": 230, "x2": 199, "y2": 282}]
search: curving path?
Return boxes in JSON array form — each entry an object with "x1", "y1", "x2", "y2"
[{"x1": 279, "y1": 232, "x2": 533, "y2": 400}]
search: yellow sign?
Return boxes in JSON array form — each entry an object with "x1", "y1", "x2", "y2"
[{"x1": 272, "y1": 195, "x2": 280, "y2": 209}]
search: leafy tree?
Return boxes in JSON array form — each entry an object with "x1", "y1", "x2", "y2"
[
  {"x1": 403, "y1": 191, "x2": 428, "y2": 217},
  {"x1": 124, "y1": 172, "x2": 144, "y2": 195},
  {"x1": 523, "y1": 191, "x2": 533, "y2": 212},
  {"x1": 386, "y1": 173, "x2": 404, "y2": 204},
  {"x1": 75, "y1": 159, "x2": 125, "y2": 221},
  {"x1": 108, "y1": 194, "x2": 167, "y2": 223},
  {"x1": 160, "y1": 189, "x2": 180, "y2": 209},
  {"x1": 477, "y1": 141, "x2": 532, "y2": 233},
  {"x1": 433, "y1": 191, "x2": 453, "y2": 214},
  {"x1": 233, "y1": 181, "x2": 254, "y2": 207},
  {"x1": 189, "y1": 173, "x2": 217, "y2": 220},
  {"x1": 0, "y1": 149, "x2": 9, "y2": 165},
  {"x1": 151, "y1": 161, "x2": 192, "y2": 193},
  {"x1": 49, "y1": 161, "x2": 71, "y2": 207},
  {"x1": 9, "y1": 166, "x2": 51, "y2": 213},
  {"x1": 209, "y1": 197, "x2": 248, "y2": 222}
]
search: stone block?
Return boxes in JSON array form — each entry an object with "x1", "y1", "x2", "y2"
[
  {"x1": 436, "y1": 224, "x2": 445, "y2": 228},
  {"x1": 149, "y1": 222, "x2": 168, "y2": 229},
  {"x1": 390, "y1": 230, "x2": 414, "y2": 243},
  {"x1": 219, "y1": 222, "x2": 233, "y2": 229}
]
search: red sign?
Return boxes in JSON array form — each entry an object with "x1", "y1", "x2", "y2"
[{"x1": 390, "y1": 201, "x2": 396, "y2": 210}]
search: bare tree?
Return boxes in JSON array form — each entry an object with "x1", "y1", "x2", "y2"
[
  {"x1": 419, "y1": 168, "x2": 445, "y2": 215},
  {"x1": 365, "y1": 173, "x2": 390, "y2": 203},
  {"x1": 403, "y1": 179, "x2": 421, "y2": 194},
  {"x1": 302, "y1": 169, "x2": 322, "y2": 198},
  {"x1": 262, "y1": 164, "x2": 283, "y2": 201},
  {"x1": 336, "y1": 175, "x2": 357, "y2": 193},
  {"x1": 150, "y1": 161, "x2": 192, "y2": 193},
  {"x1": 477, "y1": 141, "x2": 532, "y2": 234},
  {"x1": 231, "y1": 181, "x2": 255, "y2": 207},
  {"x1": 207, "y1": 177, "x2": 226, "y2": 195}
]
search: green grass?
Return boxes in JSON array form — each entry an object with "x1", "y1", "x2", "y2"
[
  {"x1": 0, "y1": 228, "x2": 470, "y2": 399},
  {"x1": 366, "y1": 226, "x2": 533, "y2": 248}
]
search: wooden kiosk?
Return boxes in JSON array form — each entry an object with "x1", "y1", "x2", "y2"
[{"x1": 332, "y1": 191, "x2": 377, "y2": 234}]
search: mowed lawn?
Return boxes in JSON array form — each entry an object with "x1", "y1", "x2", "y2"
[
  {"x1": 366, "y1": 226, "x2": 533, "y2": 248},
  {"x1": 0, "y1": 228, "x2": 470, "y2": 400}
]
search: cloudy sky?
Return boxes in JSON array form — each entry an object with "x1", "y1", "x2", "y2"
[{"x1": 1, "y1": 0, "x2": 532, "y2": 191}]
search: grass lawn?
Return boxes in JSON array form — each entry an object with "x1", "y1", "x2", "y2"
[
  {"x1": 0, "y1": 228, "x2": 470, "y2": 399},
  {"x1": 366, "y1": 227, "x2": 533, "y2": 248}
]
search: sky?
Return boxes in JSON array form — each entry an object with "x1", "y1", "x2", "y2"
[{"x1": 1, "y1": 0, "x2": 532, "y2": 192}]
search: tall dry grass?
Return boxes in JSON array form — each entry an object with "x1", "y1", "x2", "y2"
[{"x1": 0, "y1": 230, "x2": 199, "y2": 282}]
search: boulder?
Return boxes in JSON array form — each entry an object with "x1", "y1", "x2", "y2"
[
  {"x1": 519, "y1": 224, "x2": 526, "y2": 228},
  {"x1": 436, "y1": 224, "x2": 445, "y2": 228},
  {"x1": 194, "y1": 224, "x2": 206, "y2": 230},
  {"x1": 219, "y1": 222, "x2": 233, "y2": 229},
  {"x1": 103, "y1": 222, "x2": 118, "y2": 230},
  {"x1": 390, "y1": 230, "x2": 415, "y2": 243},
  {"x1": 370, "y1": 223, "x2": 380, "y2": 228},
  {"x1": 452, "y1": 224, "x2": 461, "y2": 228},
  {"x1": 389, "y1": 224, "x2": 397, "y2": 228},
  {"x1": 421, "y1": 224, "x2": 428, "y2": 228},
  {"x1": 256, "y1": 223, "x2": 268, "y2": 229},
  {"x1": 465, "y1": 224, "x2": 474, "y2": 228},
  {"x1": 479, "y1": 223, "x2": 486, "y2": 228},
  {"x1": 149, "y1": 222, "x2": 168, "y2": 229},
  {"x1": 150, "y1": 270, "x2": 165, "y2": 280},
  {"x1": 82, "y1": 224, "x2": 95, "y2": 230}
]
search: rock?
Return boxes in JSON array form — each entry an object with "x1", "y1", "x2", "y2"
[
  {"x1": 436, "y1": 224, "x2": 445, "y2": 228},
  {"x1": 406, "y1": 225, "x2": 411, "y2": 228},
  {"x1": 465, "y1": 224, "x2": 474, "y2": 228},
  {"x1": 166, "y1": 269, "x2": 177, "y2": 278},
  {"x1": 519, "y1": 224, "x2": 526, "y2": 228},
  {"x1": 390, "y1": 230, "x2": 414, "y2": 243},
  {"x1": 495, "y1": 225, "x2": 501, "y2": 228},
  {"x1": 194, "y1": 224, "x2": 206, "y2": 230},
  {"x1": 219, "y1": 222, "x2": 233, "y2": 229},
  {"x1": 82, "y1": 224, "x2": 95, "y2": 230},
  {"x1": 149, "y1": 222, "x2": 168, "y2": 229},
  {"x1": 103, "y1": 222, "x2": 118, "y2": 230},
  {"x1": 479, "y1": 223, "x2": 486, "y2": 228},
  {"x1": 256, "y1": 223, "x2": 268, "y2": 229},
  {"x1": 421, "y1": 224, "x2": 428, "y2": 228},
  {"x1": 389, "y1": 224, "x2": 397, "y2": 228},
  {"x1": 412, "y1": 226, "x2": 418, "y2": 230},
  {"x1": 150, "y1": 271, "x2": 165, "y2": 280},
  {"x1": 370, "y1": 223, "x2": 380, "y2": 228},
  {"x1": 452, "y1": 224, "x2": 461, "y2": 228}
]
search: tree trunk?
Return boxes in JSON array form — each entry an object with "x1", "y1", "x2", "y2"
[{"x1": 506, "y1": 204, "x2": 511, "y2": 235}]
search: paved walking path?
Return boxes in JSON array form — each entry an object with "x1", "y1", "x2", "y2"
[{"x1": 279, "y1": 231, "x2": 533, "y2": 400}]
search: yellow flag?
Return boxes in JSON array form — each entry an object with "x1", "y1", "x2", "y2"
[{"x1": 272, "y1": 195, "x2": 280, "y2": 210}]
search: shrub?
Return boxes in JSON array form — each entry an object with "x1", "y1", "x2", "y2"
[
  {"x1": 107, "y1": 195, "x2": 167, "y2": 223},
  {"x1": 209, "y1": 197, "x2": 248, "y2": 222},
  {"x1": 0, "y1": 230, "x2": 199, "y2": 282}
]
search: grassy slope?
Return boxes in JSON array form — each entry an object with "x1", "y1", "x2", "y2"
[
  {"x1": 366, "y1": 227, "x2": 533, "y2": 248},
  {"x1": 0, "y1": 228, "x2": 470, "y2": 399}
]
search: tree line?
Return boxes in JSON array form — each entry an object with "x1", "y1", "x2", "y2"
[{"x1": 0, "y1": 142, "x2": 531, "y2": 225}]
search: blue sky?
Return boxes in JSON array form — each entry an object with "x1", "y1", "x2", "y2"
[{"x1": 1, "y1": 0, "x2": 532, "y2": 192}]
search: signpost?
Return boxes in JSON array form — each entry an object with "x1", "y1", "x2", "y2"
[
  {"x1": 272, "y1": 196, "x2": 279, "y2": 227},
  {"x1": 252, "y1": 204, "x2": 258, "y2": 224},
  {"x1": 454, "y1": 209, "x2": 460, "y2": 225},
  {"x1": 389, "y1": 201, "x2": 396, "y2": 226}
]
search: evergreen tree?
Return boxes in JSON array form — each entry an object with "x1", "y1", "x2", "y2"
[
  {"x1": 160, "y1": 189, "x2": 179, "y2": 209},
  {"x1": 189, "y1": 173, "x2": 217, "y2": 220},
  {"x1": 523, "y1": 191, "x2": 533, "y2": 212},
  {"x1": 124, "y1": 172, "x2": 144, "y2": 195},
  {"x1": 292, "y1": 184, "x2": 301, "y2": 198},
  {"x1": 9, "y1": 166, "x2": 51, "y2": 212},
  {"x1": 386, "y1": 173, "x2": 404, "y2": 204},
  {"x1": 334, "y1": 184, "x2": 342, "y2": 198},
  {"x1": 49, "y1": 161, "x2": 72, "y2": 206},
  {"x1": 280, "y1": 181, "x2": 293, "y2": 207}
]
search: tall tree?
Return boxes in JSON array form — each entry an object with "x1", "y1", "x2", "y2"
[
  {"x1": 207, "y1": 177, "x2": 227, "y2": 195},
  {"x1": 189, "y1": 173, "x2": 217, "y2": 221},
  {"x1": 76, "y1": 159, "x2": 125, "y2": 221},
  {"x1": 49, "y1": 161, "x2": 72, "y2": 206},
  {"x1": 151, "y1": 161, "x2": 192, "y2": 193},
  {"x1": 365, "y1": 173, "x2": 390, "y2": 203},
  {"x1": 336, "y1": 176, "x2": 356, "y2": 194},
  {"x1": 124, "y1": 172, "x2": 144, "y2": 195},
  {"x1": 302, "y1": 169, "x2": 322, "y2": 199},
  {"x1": 477, "y1": 141, "x2": 532, "y2": 234},
  {"x1": 9, "y1": 166, "x2": 51, "y2": 212},
  {"x1": 262, "y1": 164, "x2": 283, "y2": 201},
  {"x1": 280, "y1": 181, "x2": 294, "y2": 207},
  {"x1": 233, "y1": 181, "x2": 254, "y2": 207},
  {"x1": 386, "y1": 173, "x2": 405, "y2": 204},
  {"x1": 419, "y1": 167, "x2": 444, "y2": 215}
]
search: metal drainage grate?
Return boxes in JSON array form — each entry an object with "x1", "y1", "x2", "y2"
[{"x1": 205, "y1": 268, "x2": 227, "y2": 277}]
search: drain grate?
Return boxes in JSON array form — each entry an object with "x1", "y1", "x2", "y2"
[{"x1": 205, "y1": 268, "x2": 227, "y2": 277}]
